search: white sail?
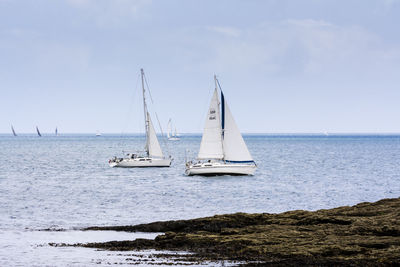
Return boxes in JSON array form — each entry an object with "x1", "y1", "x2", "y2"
[
  {"x1": 167, "y1": 119, "x2": 171, "y2": 138},
  {"x1": 185, "y1": 76, "x2": 256, "y2": 176},
  {"x1": 198, "y1": 89, "x2": 224, "y2": 160},
  {"x1": 221, "y1": 97, "x2": 253, "y2": 163},
  {"x1": 147, "y1": 112, "x2": 164, "y2": 158}
]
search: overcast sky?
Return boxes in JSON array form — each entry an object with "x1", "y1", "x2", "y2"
[{"x1": 1, "y1": 0, "x2": 400, "y2": 134}]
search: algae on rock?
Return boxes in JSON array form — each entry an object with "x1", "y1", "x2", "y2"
[{"x1": 78, "y1": 198, "x2": 400, "y2": 265}]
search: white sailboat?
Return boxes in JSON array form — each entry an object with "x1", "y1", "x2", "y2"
[
  {"x1": 185, "y1": 75, "x2": 256, "y2": 176},
  {"x1": 167, "y1": 119, "x2": 180, "y2": 141},
  {"x1": 96, "y1": 131, "x2": 101, "y2": 136},
  {"x1": 109, "y1": 69, "x2": 172, "y2": 168}
]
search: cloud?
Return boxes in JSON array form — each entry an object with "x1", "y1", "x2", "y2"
[
  {"x1": 282, "y1": 19, "x2": 400, "y2": 76},
  {"x1": 0, "y1": 29, "x2": 91, "y2": 80},
  {"x1": 1, "y1": 28, "x2": 40, "y2": 39},
  {"x1": 202, "y1": 19, "x2": 400, "y2": 79},
  {"x1": 66, "y1": 0, "x2": 152, "y2": 26},
  {"x1": 383, "y1": 0, "x2": 400, "y2": 6},
  {"x1": 286, "y1": 19, "x2": 333, "y2": 28},
  {"x1": 207, "y1": 26, "x2": 241, "y2": 38}
]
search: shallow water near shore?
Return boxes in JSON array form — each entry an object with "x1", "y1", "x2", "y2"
[{"x1": 1, "y1": 134, "x2": 399, "y2": 265}]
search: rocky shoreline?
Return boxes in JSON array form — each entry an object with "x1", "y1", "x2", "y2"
[{"x1": 61, "y1": 198, "x2": 400, "y2": 265}]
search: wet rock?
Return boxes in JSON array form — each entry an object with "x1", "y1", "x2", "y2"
[{"x1": 79, "y1": 197, "x2": 400, "y2": 265}]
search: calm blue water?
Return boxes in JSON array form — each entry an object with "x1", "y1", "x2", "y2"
[{"x1": 0, "y1": 134, "x2": 399, "y2": 265}]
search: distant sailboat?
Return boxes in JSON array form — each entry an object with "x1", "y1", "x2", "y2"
[
  {"x1": 109, "y1": 69, "x2": 172, "y2": 168},
  {"x1": 55, "y1": 127, "x2": 58, "y2": 136},
  {"x1": 185, "y1": 75, "x2": 256, "y2": 176},
  {"x1": 36, "y1": 126, "x2": 42, "y2": 137},
  {"x1": 167, "y1": 119, "x2": 180, "y2": 141},
  {"x1": 96, "y1": 131, "x2": 101, "y2": 136},
  {"x1": 11, "y1": 125, "x2": 17, "y2": 136}
]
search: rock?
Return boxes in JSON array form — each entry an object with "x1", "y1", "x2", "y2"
[{"x1": 77, "y1": 197, "x2": 400, "y2": 265}]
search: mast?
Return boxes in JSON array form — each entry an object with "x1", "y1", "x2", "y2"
[
  {"x1": 215, "y1": 75, "x2": 225, "y2": 160},
  {"x1": 141, "y1": 68, "x2": 149, "y2": 156},
  {"x1": 197, "y1": 79, "x2": 224, "y2": 160}
]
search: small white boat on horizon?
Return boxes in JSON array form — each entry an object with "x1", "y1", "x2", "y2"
[
  {"x1": 109, "y1": 69, "x2": 172, "y2": 168},
  {"x1": 185, "y1": 75, "x2": 256, "y2": 176},
  {"x1": 167, "y1": 119, "x2": 180, "y2": 141},
  {"x1": 96, "y1": 131, "x2": 101, "y2": 136}
]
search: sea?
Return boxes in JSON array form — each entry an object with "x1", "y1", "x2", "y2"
[{"x1": 0, "y1": 134, "x2": 399, "y2": 266}]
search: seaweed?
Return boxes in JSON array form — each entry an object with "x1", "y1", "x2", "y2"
[{"x1": 67, "y1": 197, "x2": 400, "y2": 265}]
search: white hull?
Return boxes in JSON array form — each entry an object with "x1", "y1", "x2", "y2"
[
  {"x1": 109, "y1": 69, "x2": 170, "y2": 169},
  {"x1": 109, "y1": 157, "x2": 171, "y2": 168},
  {"x1": 168, "y1": 137, "x2": 180, "y2": 141},
  {"x1": 186, "y1": 76, "x2": 256, "y2": 176},
  {"x1": 185, "y1": 162, "x2": 256, "y2": 176}
]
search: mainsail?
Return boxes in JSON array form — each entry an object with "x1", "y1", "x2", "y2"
[
  {"x1": 36, "y1": 126, "x2": 42, "y2": 137},
  {"x1": 197, "y1": 88, "x2": 224, "y2": 159},
  {"x1": 55, "y1": 127, "x2": 58, "y2": 136},
  {"x1": 11, "y1": 125, "x2": 17, "y2": 136}
]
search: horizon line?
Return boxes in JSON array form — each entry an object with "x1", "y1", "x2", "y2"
[{"x1": 2, "y1": 132, "x2": 400, "y2": 135}]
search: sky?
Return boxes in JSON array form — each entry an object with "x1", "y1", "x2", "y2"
[{"x1": 1, "y1": 0, "x2": 400, "y2": 134}]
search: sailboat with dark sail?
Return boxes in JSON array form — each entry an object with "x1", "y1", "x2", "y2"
[
  {"x1": 11, "y1": 125, "x2": 17, "y2": 136},
  {"x1": 185, "y1": 75, "x2": 256, "y2": 176},
  {"x1": 36, "y1": 126, "x2": 42, "y2": 137}
]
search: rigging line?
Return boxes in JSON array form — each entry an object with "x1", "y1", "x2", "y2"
[
  {"x1": 216, "y1": 76, "x2": 223, "y2": 93},
  {"x1": 143, "y1": 71, "x2": 171, "y2": 156},
  {"x1": 196, "y1": 78, "x2": 214, "y2": 134},
  {"x1": 120, "y1": 72, "x2": 141, "y2": 151},
  {"x1": 143, "y1": 72, "x2": 164, "y2": 136},
  {"x1": 122, "y1": 72, "x2": 141, "y2": 135},
  {"x1": 215, "y1": 75, "x2": 226, "y2": 135},
  {"x1": 215, "y1": 75, "x2": 225, "y2": 160},
  {"x1": 143, "y1": 72, "x2": 155, "y2": 104}
]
